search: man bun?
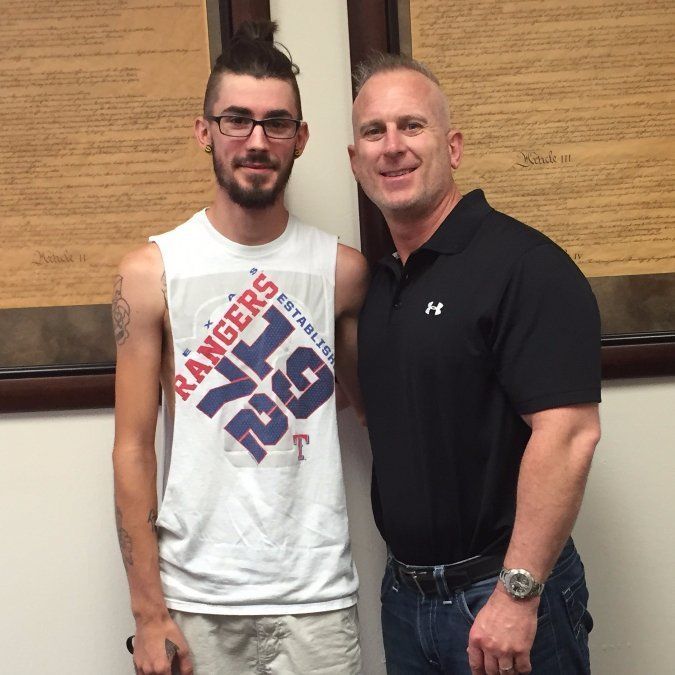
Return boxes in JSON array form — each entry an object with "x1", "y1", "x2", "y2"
[
  {"x1": 233, "y1": 19, "x2": 277, "y2": 43},
  {"x1": 203, "y1": 20, "x2": 302, "y2": 116}
]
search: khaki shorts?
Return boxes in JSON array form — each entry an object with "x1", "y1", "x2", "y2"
[{"x1": 170, "y1": 605, "x2": 362, "y2": 675}]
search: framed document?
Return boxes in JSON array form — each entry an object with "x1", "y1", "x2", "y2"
[
  {"x1": 346, "y1": 0, "x2": 675, "y2": 378},
  {"x1": 0, "y1": 0, "x2": 271, "y2": 411}
]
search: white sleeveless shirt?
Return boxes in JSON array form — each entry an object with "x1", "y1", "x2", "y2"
[{"x1": 149, "y1": 210, "x2": 358, "y2": 614}]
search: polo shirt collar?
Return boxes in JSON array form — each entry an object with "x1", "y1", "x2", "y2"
[
  {"x1": 420, "y1": 189, "x2": 492, "y2": 255},
  {"x1": 378, "y1": 189, "x2": 492, "y2": 269}
]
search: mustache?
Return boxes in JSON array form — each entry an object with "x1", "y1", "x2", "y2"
[{"x1": 234, "y1": 152, "x2": 280, "y2": 170}]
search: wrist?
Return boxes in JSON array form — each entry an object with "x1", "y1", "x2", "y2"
[
  {"x1": 132, "y1": 602, "x2": 170, "y2": 624},
  {"x1": 494, "y1": 582, "x2": 540, "y2": 609}
]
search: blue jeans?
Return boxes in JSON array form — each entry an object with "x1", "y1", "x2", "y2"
[{"x1": 381, "y1": 539, "x2": 592, "y2": 674}]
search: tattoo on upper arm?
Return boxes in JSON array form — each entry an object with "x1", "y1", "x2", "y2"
[
  {"x1": 161, "y1": 271, "x2": 168, "y2": 310},
  {"x1": 112, "y1": 275, "x2": 131, "y2": 345},
  {"x1": 165, "y1": 638, "x2": 179, "y2": 661},
  {"x1": 115, "y1": 505, "x2": 134, "y2": 567},
  {"x1": 148, "y1": 508, "x2": 158, "y2": 534}
]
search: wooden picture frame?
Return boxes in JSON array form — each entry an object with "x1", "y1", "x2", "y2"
[
  {"x1": 2, "y1": 0, "x2": 672, "y2": 413},
  {"x1": 345, "y1": 0, "x2": 675, "y2": 380},
  {"x1": 0, "y1": 0, "x2": 271, "y2": 413}
]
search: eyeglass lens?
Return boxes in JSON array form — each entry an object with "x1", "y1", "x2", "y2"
[{"x1": 219, "y1": 116, "x2": 298, "y2": 139}]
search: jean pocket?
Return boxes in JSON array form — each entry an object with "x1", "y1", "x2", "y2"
[
  {"x1": 457, "y1": 575, "x2": 499, "y2": 624},
  {"x1": 562, "y1": 574, "x2": 594, "y2": 641},
  {"x1": 458, "y1": 576, "x2": 551, "y2": 627},
  {"x1": 380, "y1": 563, "x2": 399, "y2": 601}
]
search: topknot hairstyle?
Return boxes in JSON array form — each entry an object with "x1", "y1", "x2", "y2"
[{"x1": 203, "y1": 20, "x2": 302, "y2": 118}]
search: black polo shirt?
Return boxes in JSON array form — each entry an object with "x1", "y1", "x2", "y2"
[{"x1": 358, "y1": 189, "x2": 601, "y2": 566}]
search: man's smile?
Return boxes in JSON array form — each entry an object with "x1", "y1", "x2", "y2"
[{"x1": 379, "y1": 166, "x2": 418, "y2": 181}]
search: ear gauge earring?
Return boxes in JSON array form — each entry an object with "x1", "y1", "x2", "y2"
[
  {"x1": 293, "y1": 148, "x2": 301, "y2": 158},
  {"x1": 204, "y1": 144, "x2": 212, "y2": 154}
]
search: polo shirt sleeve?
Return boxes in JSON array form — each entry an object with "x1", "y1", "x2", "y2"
[{"x1": 491, "y1": 243, "x2": 601, "y2": 415}]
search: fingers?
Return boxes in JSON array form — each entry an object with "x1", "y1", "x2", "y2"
[
  {"x1": 133, "y1": 653, "x2": 192, "y2": 674},
  {"x1": 514, "y1": 651, "x2": 532, "y2": 673},
  {"x1": 468, "y1": 642, "x2": 531, "y2": 675},
  {"x1": 171, "y1": 631, "x2": 193, "y2": 675},
  {"x1": 133, "y1": 656, "x2": 172, "y2": 674},
  {"x1": 483, "y1": 653, "x2": 500, "y2": 674},
  {"x1": 467, "y1": 653, "x2": 531, "y2": 675},
  {"x1": 176, "y1": 650, "x2": 194, "y2": 675},
  {"x1": 133, "y1": 642, "x2": 179, "y2": 675},
  {"x1": 497, "y1": 658, "x2": 516, "y2": 674},
  {"x1": 467, "y1": 643, "x2": 485, "y2": 674}
]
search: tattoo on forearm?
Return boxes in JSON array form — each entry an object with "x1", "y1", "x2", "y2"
[
  {"x1": 161, "y1": 271, "x2": 168, "y2": 310},
  {"x1": 115, "y1": 505, "x2": 134, "y2": 567},
  {"x1": 112, "y1": 275, "x2": 131, "y2": 345},
  {"x1": 165, "y1": 638, "x2": 178, "y2": 661},
  {"x1": 148, "y1": 508, "x2": 158, "y2": 534}
]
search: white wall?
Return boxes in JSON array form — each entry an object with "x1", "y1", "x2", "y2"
[
  {"x1": 1, "y1": 3, "x2": 674, "y2": 674},
  {"x1": 574, "y1": 377, "x2": 675, "y2": 673},
  {"x1": 270, "y1": 0, "x2": 361, "y2": 249},
  {"x1": 270, "y1": 3, "x2": 387, "y2": 672},
  {"x1": 0, "y1": 409, "x2": 134, "y2": 673},
  {"x1": 3, "y1": 381, "x2": 675, "y2": 674}
]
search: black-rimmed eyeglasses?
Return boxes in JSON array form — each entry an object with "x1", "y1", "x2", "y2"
[{"x1": 206, "y1": 115, "x2": 302, "y2": 139}]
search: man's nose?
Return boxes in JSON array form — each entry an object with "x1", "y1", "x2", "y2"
[
  {"x1": 245, "y1": 122, "x2": 270, "y2": 150},
  {"x1": 382, "y1": 127, "x2": 406, "y2": 156}
]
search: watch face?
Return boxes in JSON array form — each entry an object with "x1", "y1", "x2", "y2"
[{"x1": 509, "y1": 571, "x2": 534, "y2": 598}]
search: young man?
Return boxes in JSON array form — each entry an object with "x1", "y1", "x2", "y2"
[
  {"x1": 349, "y1": 54, "x2": 601, "y2": 675},
  {"x1": 113, "y1": 22, "x2": 367, "y2": 675}
]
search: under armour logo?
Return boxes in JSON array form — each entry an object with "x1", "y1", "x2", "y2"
[{"x1": 425, "y1": 301, "x2": 444, "y2": 316}]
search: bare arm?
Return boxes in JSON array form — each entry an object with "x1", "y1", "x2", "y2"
[
  {"x1": 112, "y1": 244, "x2": 192, "y2": 675},
  {"x1": 468, "y1": 403, "x2": 600, "y2": 674},
  {"x1": 334, "y1": 244, "x2": 370, "y2": 424},
  {"x1": 505, "y1": 403, "x2": 600, "y2": 577}
]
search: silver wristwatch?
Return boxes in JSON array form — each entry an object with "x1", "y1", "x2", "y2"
[{"x1": 499, "y1": 567, "x2": 544, "y2": 599}]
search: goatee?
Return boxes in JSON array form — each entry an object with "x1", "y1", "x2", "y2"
[{"x1": 213, "y1": 151, "x2": 294, "y2": 209}]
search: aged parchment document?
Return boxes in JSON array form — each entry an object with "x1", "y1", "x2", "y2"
[
  {"x1": 0, "y1": 0, "x2": 213, "y2": 308},
  {"x1": 410, "y1": 0, "x2": 674, "y2": 278}
]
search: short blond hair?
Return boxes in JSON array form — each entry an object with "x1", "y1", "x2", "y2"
[{"x1": 352, "y1": 52, "x2": 440, "y2": 95}]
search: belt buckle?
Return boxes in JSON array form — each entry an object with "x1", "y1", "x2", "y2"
[{"x1": 401, "y1": 567, "x2": 427, "y2": 595}]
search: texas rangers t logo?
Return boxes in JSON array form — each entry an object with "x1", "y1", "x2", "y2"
[{"x1": 293, "y1": 434, "x2": 309, "y2": 461}]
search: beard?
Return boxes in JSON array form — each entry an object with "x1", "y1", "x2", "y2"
[{"x1": 213, "y1": 150, "x2": 294, "y2": 209}]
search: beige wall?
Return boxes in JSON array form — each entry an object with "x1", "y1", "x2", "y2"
[{"x1": 1, "y1": 2, "x2": 673, "y2": 674}]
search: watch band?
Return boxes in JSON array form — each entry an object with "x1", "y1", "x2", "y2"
[{"x1": 499, "y1": 567, "x2": 544, "y2": 599}]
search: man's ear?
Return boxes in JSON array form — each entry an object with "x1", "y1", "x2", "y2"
[
  {"x1": 293, "y1": 122, "x2": 310, "y2": 157},
  {"x1": 194, "y1": 116, "x2": 212, "y2": 151},
  {"x1": 447, "y1": 130, "x2": 463, "y2": 170},
  {"x1": 347, "y1": 144, "x2": 360, "y2": 182}
]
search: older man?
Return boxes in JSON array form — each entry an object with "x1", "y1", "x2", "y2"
[{"x1": 350, "y1": 54, "x2": 600, "y2": 675}]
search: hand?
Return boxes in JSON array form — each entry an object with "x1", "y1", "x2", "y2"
[
  {"x1": 132, "y1": 615, "x2": 193, "y2": 675},
  {"x1": 466, "y1": 586, "x2": 538, "y2": 674}
]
